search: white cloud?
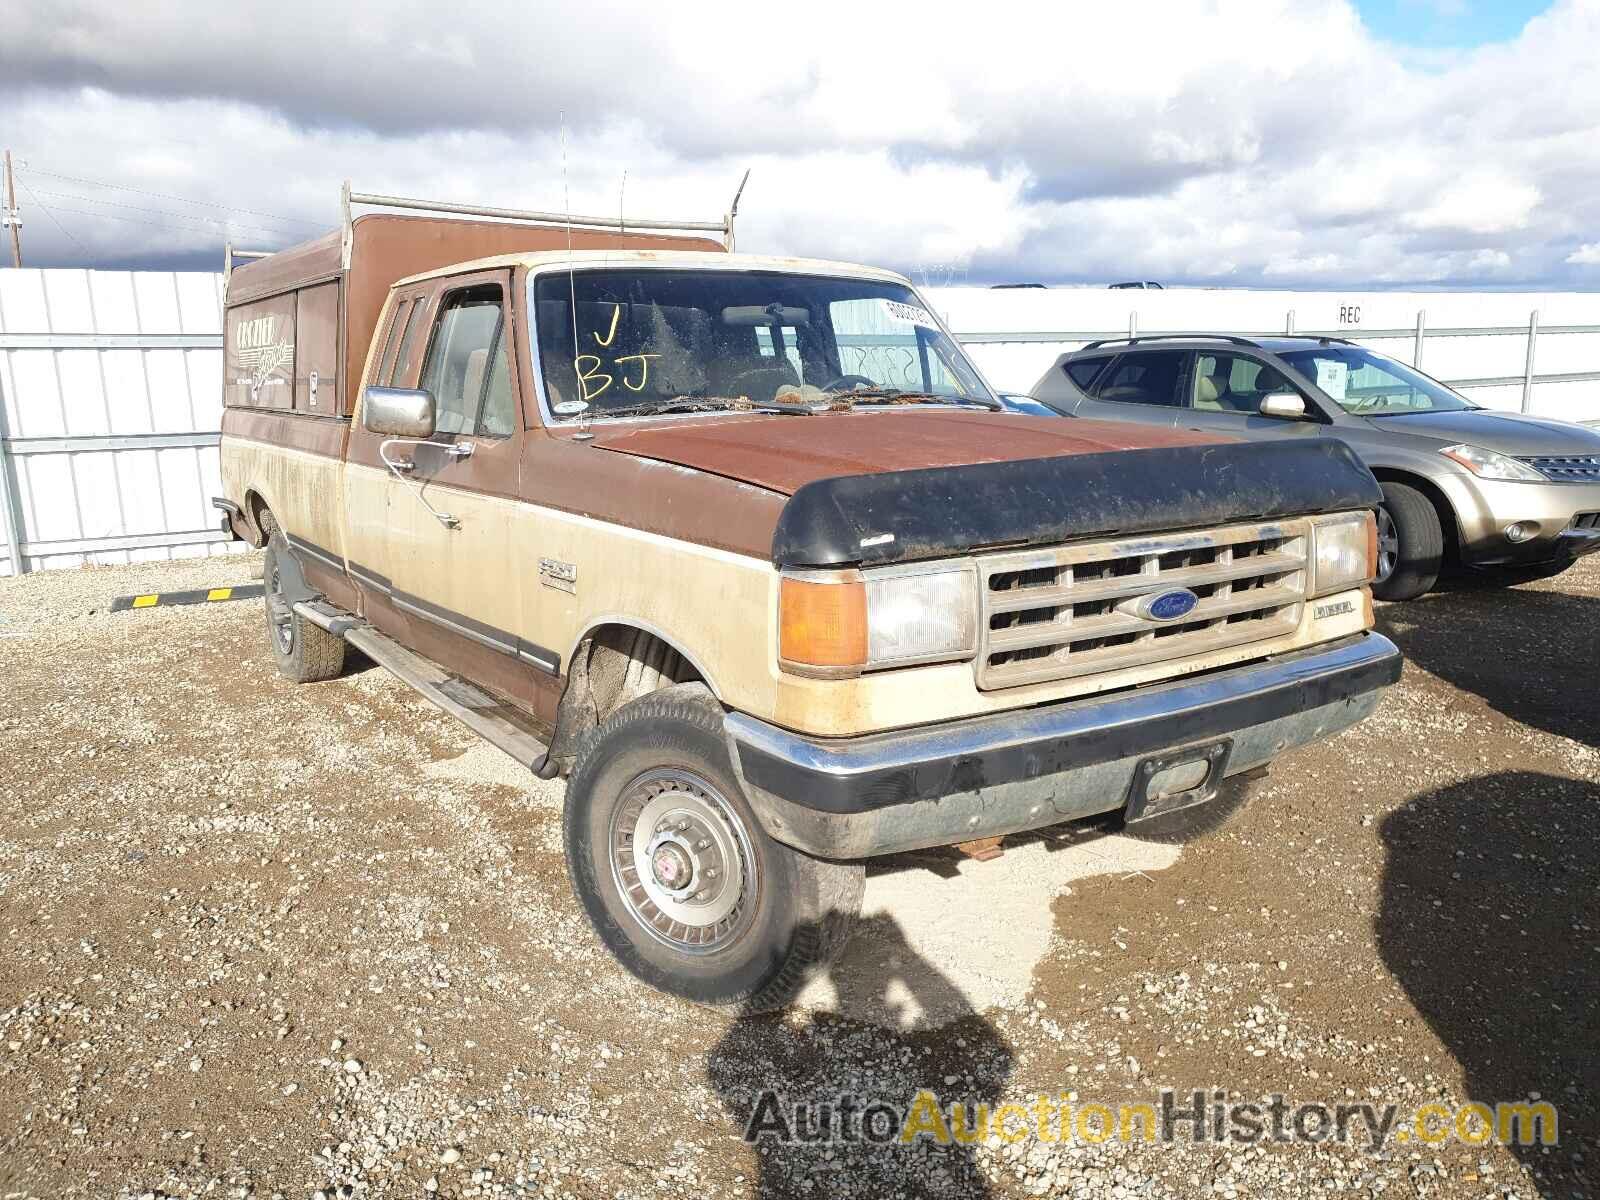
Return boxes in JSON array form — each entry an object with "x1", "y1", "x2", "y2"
[
  {"x1": 1, "y1": 0, "x2": 1598, "y2": 287},
  {"x1": 1568, "y1": 243, "x2": 1600, "y2": 265}
]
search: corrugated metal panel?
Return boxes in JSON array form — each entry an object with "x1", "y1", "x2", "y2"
[{"x1": 0, "y1": 268, "x2": 242, "y2": 576}]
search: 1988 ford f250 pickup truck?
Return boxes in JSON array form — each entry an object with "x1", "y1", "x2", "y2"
[{"x1": 215, "y1": 186, "x2": 1400, "y2": 1011}]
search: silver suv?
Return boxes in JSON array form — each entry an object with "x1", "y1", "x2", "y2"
[{"x1": 1031, "y1": 335, "x2": 1600, "y2": 600}]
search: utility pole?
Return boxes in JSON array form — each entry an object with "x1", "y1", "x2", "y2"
[{"x1": 2, "y1": 150, "x2": 20, "y2": 268}]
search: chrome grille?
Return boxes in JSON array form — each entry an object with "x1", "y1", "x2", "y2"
[
  {"x1": 1521, "y1": 454, "x2": 1600, "y2": 481},
  {"x1": 977, "y1": 519, "x2": 1309, "y2": 690}
]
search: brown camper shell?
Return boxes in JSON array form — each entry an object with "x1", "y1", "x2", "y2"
[{"x1": 221, "y1": 185, "x2": 734, "y2": 420}]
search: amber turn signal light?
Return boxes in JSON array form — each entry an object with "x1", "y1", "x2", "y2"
[
  {"x1": 779, "y1": 577, "x2": 867, "y2": 671},
  {"x1": 1364, "y1": 510, "x2": 1379, "y2": 582}
]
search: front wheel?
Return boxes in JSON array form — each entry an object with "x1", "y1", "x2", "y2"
[
  {"x1": 563, "y1": 684, "x2": 862, "y2": 1012},
  {"x1": 1372, "y1": 483, "x2": 1443, "y2": 602}
]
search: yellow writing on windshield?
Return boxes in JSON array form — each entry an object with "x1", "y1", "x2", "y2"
[
  {"x1": 616, "y1": 354, "x2": 661, "y2": 392},
  {"x1": 575, "y1": 355, "x2": 612, "y2": 401}
]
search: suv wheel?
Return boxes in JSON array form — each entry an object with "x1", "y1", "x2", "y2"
[
  {"x1": 564, "y1": 683, "x2": 863, "y2": 1012},
  {"x1": 1372, "y1": 483, "x2": 1443, "y2": 602}
]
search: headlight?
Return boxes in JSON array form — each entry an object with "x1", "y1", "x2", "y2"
[
  {"x1": 779, "y1": 564, "x2": 976, "y2": 676},
  {"x1": 1439, "y1": 443, "x2": 1547, "y2": 483},
  {"x1": 1310, "y1": 512, "x2": 1376, "y2": 597}
]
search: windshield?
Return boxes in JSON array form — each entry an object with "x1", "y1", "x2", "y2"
[
  {"x1": 532, "y1": 269, "x2": 994, "y2": 418},
  {"x1": 1277, "y1": 346, "x2": 1476, "y2": 416}
]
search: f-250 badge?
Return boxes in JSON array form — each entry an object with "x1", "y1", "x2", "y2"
[{"x1": 539, "y1": 557, "x2": 577, "y2": 594}]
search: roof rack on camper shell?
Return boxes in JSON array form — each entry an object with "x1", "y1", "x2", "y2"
[{"x1": 220, "y1": 173, "x2": 749, "y2": 419}]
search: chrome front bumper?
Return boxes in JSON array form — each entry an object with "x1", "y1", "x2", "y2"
[{"x1": 725, "y1": 633, "x2": 1402, "y2": 859}]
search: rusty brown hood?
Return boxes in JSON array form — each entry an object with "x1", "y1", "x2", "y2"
[{"x1": 587, "y1": 408, "x2": 1228, "y2": 494}]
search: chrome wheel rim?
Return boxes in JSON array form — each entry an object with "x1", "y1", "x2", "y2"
[
  {"x1": 265, "y1": 552, "x2": 294, "y2": 655},
  {"x1": 1375, "y1": 505, "x2": 1400, "y2": 584},
  {"x1": 609, "y1": 768, "x2": 756, "y2": 954}
]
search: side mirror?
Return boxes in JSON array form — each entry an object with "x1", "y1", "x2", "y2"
[
  {"x1": 1259, "y1": 392, "x2": 1307, "y2": 420},
  {"x1": 364, "y1": 386, "x2": 436, "y2": 438}
]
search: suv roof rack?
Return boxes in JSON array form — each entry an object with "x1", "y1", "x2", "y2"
[
  {"x1": 338, "y1": 172, "x2": 749, "y2": 265},
  {"x1": 1079, "y1": 333, "x2": 1262, "y2": 352}
]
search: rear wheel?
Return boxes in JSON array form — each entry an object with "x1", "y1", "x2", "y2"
[
  {"x1": 1372, "y1": 483, "x2": 1443, "y2": 602},
  {"x1": 564, "y1": 684, "x2": 862, "y2": 1012},
  {"x1": 262, "y1": 533, "x2": 345, "y2": 683}
]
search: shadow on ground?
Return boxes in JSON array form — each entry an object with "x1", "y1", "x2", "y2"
[
  {"x1": 1376, "y1": 581, "x2": 1600, "y2": 747},
  {"x1": 708, "y1": 913, "x2": 1014, "y2": 1198},
  {"x1": 1377, "y1": 771, "x2": 1599, "y2": 1197}
]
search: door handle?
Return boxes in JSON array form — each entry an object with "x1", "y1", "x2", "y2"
[{"x1": 378, "y1": 437, "x2": 460, "y2": 529}]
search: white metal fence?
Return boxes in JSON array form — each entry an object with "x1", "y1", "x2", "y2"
[
  {"x1": 3, "y1": 270, "x2": 1599, "y2": 577},
  {"x1": 0, "y1": 269, "x2": 245, "y2": 576}
]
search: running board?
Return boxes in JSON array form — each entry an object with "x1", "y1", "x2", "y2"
[{"x1": 294, "y1": 601, "x2": 553, "y2": 775}]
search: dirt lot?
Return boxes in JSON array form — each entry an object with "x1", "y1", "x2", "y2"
[{"x1": 1, "y1": 553, "x2": 1595, "y2": 1200}]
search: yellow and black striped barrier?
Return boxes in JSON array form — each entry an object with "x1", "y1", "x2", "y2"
[{"x1": 110, "y1": 584, "x2": 265, "y2": 612}]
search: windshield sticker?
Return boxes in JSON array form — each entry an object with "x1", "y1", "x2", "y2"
[
  {"x1": 884, "y1": 300, "x2": 940, "y2": 329},
  {"x1": 1315, "y1": 359, "x2": 1349, "y2": 402}
]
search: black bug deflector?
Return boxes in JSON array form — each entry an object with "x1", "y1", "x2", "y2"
[{"x1": 770, "y1": 439, "x2": 1382, "y2": 568}]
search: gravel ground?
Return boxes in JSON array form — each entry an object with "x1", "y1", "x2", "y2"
[{"x1": 1, "y1": 553, "x2": 1595, "y2": 1200}]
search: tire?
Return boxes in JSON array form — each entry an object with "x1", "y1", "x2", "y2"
[
  {"x1": 1372, "y1": 482, "x2": 1444, "y2": 602},
  {"x1": 262, "y1": 533, "x2": 345, "y2": 683},
  {"x1": 564, "y1": 683, "x2": 863, "y2": 1013},
  {"x1": 1119, "y1": 774, "x2": 1255, "y2": 845}
]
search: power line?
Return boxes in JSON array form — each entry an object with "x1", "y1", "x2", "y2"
[
  {"x1": 14, "y1": 175, "x2": 92, "y2": 258},
  {"x1": 27, "y1": 186, "x2": 303, "y2": 241},
  {"x1": 30, "y1": 201, "x2": 294, "y2": 244},
  {"x1": 17, "y1": 165, "x2": 321, "y2": 229}
]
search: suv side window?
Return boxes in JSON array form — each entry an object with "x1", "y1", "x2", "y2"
[
  {"x1": 1092, "y1": 351, "x2": 1185, "y2": 407},
  {"x1": 1065, "y1": 356, "x2": 1110, "y2": 391},
  {"x1": 419, "y1": 285, "x2": 516, "y2": 438},
  {"x1": 1191, "y1": 352, "x2": 1309, "y2": 415}
]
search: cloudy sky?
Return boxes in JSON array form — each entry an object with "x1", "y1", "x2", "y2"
[{"x1": 3, "y1": 0, "x2": 1598, "y2": 288}]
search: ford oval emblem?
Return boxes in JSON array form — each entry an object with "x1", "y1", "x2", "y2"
[{"x1": 1118, "y1": 587, "x2": 1200, "y2": 623}]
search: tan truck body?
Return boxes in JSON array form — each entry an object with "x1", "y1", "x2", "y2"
[{"x1": 214, "y1": 191, "x2": 1399, "y2": 1010}]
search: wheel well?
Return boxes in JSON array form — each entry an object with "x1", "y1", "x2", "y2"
[
  {"x1": 244, "y1": 491, "x2": 274, "y2": 546},
  {"x1": 546, "y1": 624, "x2": 707, "y2": 772},
  {"x1": 1368, "y1": 469, "x2": 1460, "y2": 564}
]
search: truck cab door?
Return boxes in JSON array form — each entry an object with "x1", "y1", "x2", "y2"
[
  {"x1": 374, "y1": 269, "x2": 543, "y2": 706},
  {"x1": 344, "y1": 285, "x2": 434, "y2": 632}
]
